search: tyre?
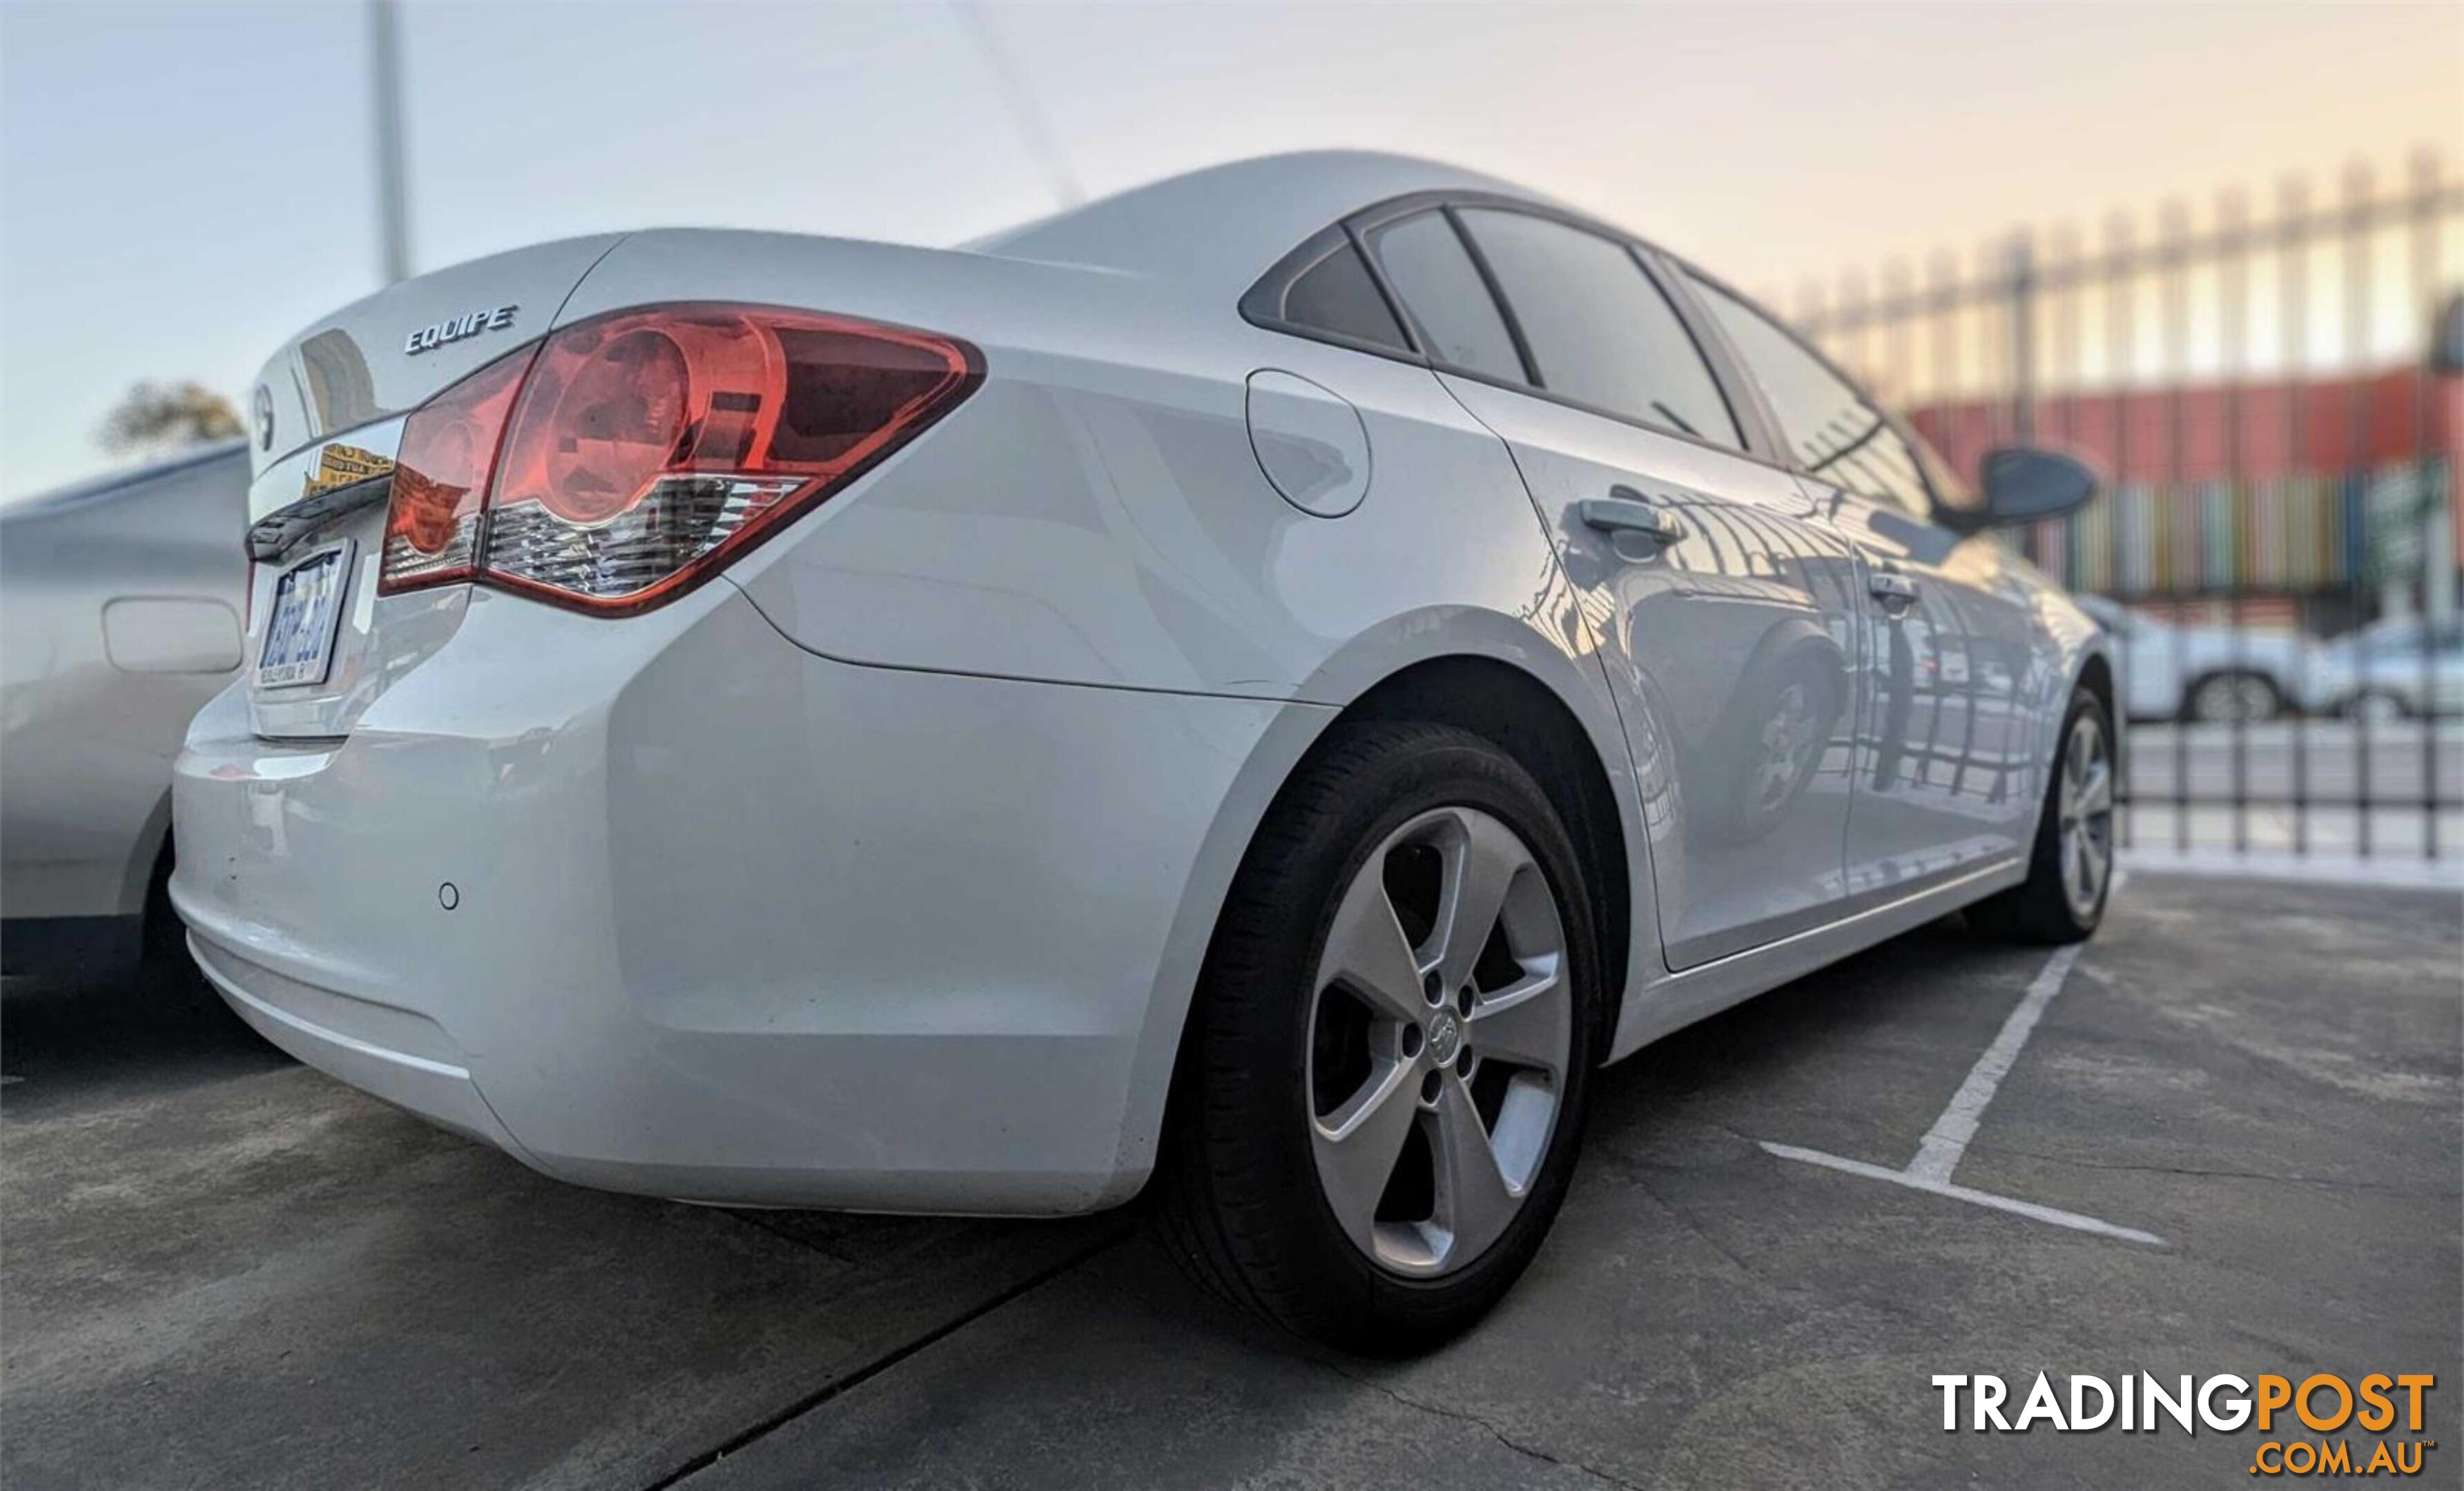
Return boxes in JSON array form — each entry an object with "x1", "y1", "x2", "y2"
[
  {"x1": 1154, "y1": 721, "x2": 1600, "y2": 1354},
  {"x1": 2345, "y1": 689, "x2": 2411, "y2": 724},
  {"x1": 139, "y1": 841, "x2": 193, "y2": 971},
  {"x1": 2185, "y1": 671, "x2": 2283, "y2": 724},
  {"x1": 1968, "y1": 688, "x2": 2116, "y2": 944}
]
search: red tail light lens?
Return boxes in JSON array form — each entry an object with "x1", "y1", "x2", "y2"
[
  {"x1": 380, "y1": 349, "x2": 534, "y2": 593},
  {"x1": 376, "y1": 304, "x2": 980, "y2": 612}
]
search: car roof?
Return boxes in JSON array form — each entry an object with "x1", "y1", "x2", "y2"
[{"x1": 966, "y1": 150, "x2": 1565, "y2": 295}]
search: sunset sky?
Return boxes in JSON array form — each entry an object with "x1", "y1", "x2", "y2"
[{"x1": 3, "y1": 0, "x2": 2458, "y2": 500}]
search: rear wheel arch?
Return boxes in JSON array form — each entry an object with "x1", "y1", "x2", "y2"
[
  {"x1": 1331, "y1": 656, "x2": 1633, "y2": 1021},
  {"x1": 1120, "y1": 639, "x2": 1644, "y2": 1207},
  {"x1": 2077, "y1": 652, "x2": 2117, "y2": 737}
]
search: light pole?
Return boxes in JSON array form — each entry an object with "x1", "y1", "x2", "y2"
[{"x1": 369, "y1": 0, "x2": 411, "y2": 284}]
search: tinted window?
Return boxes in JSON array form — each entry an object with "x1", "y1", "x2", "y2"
[
  {"x1": 1687, "y1": 274, "x2": 1934, "y2": 514},
  {"x1": 1456, "y1": 210, "x2": 1742, "y2": 450},
  {"x1": 1368, "y1": 212, "x2": 1523, "y2": 382},
  {"x1": 1280, "y1": 242, "x2": 1409, "y2": 351}
]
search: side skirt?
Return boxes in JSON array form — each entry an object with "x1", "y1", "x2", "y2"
[{"x1": 1604, "y1": 857, "x2": 2028, "y2": 1062}]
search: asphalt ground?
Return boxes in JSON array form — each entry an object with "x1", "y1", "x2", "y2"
[{"x1": 4, "y1": 873, "x2": 2456, "y2": 1489}]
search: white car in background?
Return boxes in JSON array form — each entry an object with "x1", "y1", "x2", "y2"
[
  {"x1": 2, "y1": 442, "x2": 249, "y2": 973},
  {"x1": 173, "y1": 153, "x2": 2117, "y2": 1350},
  {"x1": 2074, "y1": 594, "x2": 2305, "y2": 723},
  {"x1": 2308, "y1": 615, "x2": 2464, "y2": 720}
]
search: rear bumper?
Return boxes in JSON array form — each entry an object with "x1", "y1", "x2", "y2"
[
  {"x1": 191, "y1": 931, "x2": 525, "y2": 1154},
  {"x1": 171, "y1": 580, "x2": 1303, "y2": 1212}
]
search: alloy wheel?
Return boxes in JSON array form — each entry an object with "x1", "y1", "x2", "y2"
[
  {"x1": 2056, "y1": 714, "x2": 2115, "y2": 919},
  {"x1": 2191, "y1": 674, "x2": 2278, "y2": 723},
  {"x1": 1306, "y1": 805, "x2": 1571, "y2": 1278}
]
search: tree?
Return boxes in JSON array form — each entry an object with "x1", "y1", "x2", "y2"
[{"x1": 97, "y1": 380, "x2": 244, "y2": 459}]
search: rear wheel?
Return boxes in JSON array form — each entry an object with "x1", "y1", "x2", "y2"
[
  {"x1": 1155, "y1": 722, "x2": 1598, "y2": 1354},
  {"x1": 1968, "y1": 690, "x2": 2115, "y2": 944}
]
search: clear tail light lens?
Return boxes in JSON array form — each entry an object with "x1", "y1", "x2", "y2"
[{"x1": 376, "y1": 304, "x2": 980, "y2": 613}]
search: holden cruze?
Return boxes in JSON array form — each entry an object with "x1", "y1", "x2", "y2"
[{"x1": 173, "y1": 152, "x2": 2116, "y2": 1352}]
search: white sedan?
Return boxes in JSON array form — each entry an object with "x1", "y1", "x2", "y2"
[
  {"x1": 173, "y1": 153, "x2": 2115, "y2": 1350},
  {"x1": 2308, "y1": 615, "x2": 2464, "y2": 720},
  {"x1": 2, "y1": 442, "x2": 249, "y2": 973},
  {"x1": 2073, "y1": 594, "x2": 2305, "y2": 723}
]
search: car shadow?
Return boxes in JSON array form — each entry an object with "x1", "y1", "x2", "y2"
[{"x1": 1, "y1": 959, "x2": 291, "y2": 1119}]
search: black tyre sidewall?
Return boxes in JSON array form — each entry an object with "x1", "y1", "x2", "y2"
[
  {"x1": 1172, "y1": 723, "x2": 1600, "y2": 1352},
  {"x1": 1979, "y1": 686, "x2": 2113, "y2": 943},
  {"x1": 2056, "y1": 688, "x2": 2115, "y2": 934}
]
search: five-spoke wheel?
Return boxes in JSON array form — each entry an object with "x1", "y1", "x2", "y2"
[
  {"x1": 2055, "y1": 712, "x2": 2114, "y2": 922},
  {"x1": 1156, "y1": 722, "x2": 1598, "y2": 1353},
  {"x1": 1308, "y1": 806, "x2": 1571, "y2": 1277}
]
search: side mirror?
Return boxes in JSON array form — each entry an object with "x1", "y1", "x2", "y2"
[
  {"x1": 1974, "y1": 446, "x2": 2097, "y2": 529},
  {"x1": 2431, "y1": 291, "x2": 2463, "y2": 377}
]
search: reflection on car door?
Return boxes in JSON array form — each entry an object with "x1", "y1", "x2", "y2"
[
  {"x1": 1813, "y1": 492, "x2": 2055, "y2": 894},
  {"x1": 1482, "y1": 410, "x2": 1867, "y2": 966},
  {"x1": 1683, "y1": 272, "x2": 2060, "y2": 901},
  {"x1": 1366, "y1": 206, "x2": 1863, "y2": 969}
]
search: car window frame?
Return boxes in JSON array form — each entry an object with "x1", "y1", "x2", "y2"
[
  {"x1": 1238, "y1": 222, "x2": 1424, "y2": 362},
  {"x1": 1442, "y1": 206, "x2": 1750, "y2": 454},
  {"x1": 1242, "y1": 190, "x2": 1793, "y2": 471}
]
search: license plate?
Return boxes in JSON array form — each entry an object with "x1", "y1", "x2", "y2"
[{"x1": 257, "y1": 541, "x2": 353, "y2": 688}]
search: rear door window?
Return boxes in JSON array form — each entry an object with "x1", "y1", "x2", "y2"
[
  {"x1": 1366, "y1": 212, "x2": 1524, "y2": 382},
  {"x1": 1454, "y1": 209, "x2": 1743, "y2": 451}
]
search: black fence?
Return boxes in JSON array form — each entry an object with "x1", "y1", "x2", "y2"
[{"x1": 1793, "y1": 151, "x2": 2463, "y2": 861}]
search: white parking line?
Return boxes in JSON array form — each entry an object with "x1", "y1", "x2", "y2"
[
  {"x1": 1905, "y1": 944, "x2": 2082, "y2": 1185},
  {"x1": 1760, "y1": 902, "x2": 2164, "y2": 1246},
  {"x1": 1760, "y1": 1142, "x2": 2162, "y2": 1245}
]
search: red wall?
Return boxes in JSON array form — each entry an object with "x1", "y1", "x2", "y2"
[{"x1": 1911, "y1": 368, "x2": 2460, "y2": 487}]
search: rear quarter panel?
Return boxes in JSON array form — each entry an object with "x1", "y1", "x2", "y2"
[
  {"x1": 550, "y1": 230, "x2": 1661, "y2": 1149},
  {"x1": 2, "y1": 448, "x2": 249, "y2": 919}
]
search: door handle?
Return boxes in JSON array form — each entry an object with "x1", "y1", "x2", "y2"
[
  {"x1": 1579, "y1": 491, "x2": 1687, "y2": 549},
  {"x1": 1868, "y1": 572, "x2": 1919, "y2": 610}
]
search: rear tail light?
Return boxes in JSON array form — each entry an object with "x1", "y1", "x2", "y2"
[
  {"x1": 377, "y1": 304, "x2": 980, "y2": 613},
  {"x1": 382, "y1": 347, "x2": 534, "y2": 592}
]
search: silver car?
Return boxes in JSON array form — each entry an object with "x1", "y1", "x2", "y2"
[
  {"x1": 2309, "y1": 615, "x2": 2464, "y2": 720},
  {"x1": 2073, "y1": 594, "x2": 2306, "y2": 723},
  {"x1": 171, "y1": 154, "x2": 2117, "y2": 1350},
  {"x1": 2, "y1": 442, "x2": 249, "y2": 973}
]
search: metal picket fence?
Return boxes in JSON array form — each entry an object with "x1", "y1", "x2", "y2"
[{"x1": 1792, "y1": 151, "x2": 2463, "y2": 861}]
